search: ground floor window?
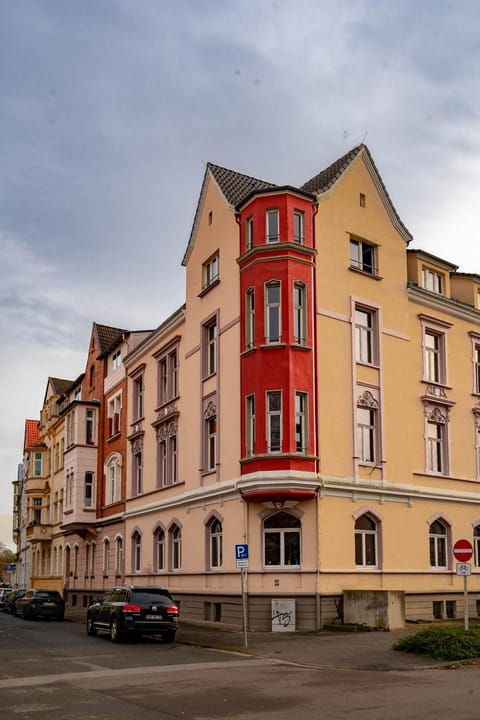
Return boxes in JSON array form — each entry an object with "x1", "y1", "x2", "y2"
[{"x1": 263, "y1": 511, "x2": 300, "y2": 567}]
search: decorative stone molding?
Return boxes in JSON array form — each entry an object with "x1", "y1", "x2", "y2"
[
  {"x1": 204, "y1": 400, "x2": 217, "y2": 419},
  {"x1": 357, "y1": 390, "x2": 378, "y2": 409}
]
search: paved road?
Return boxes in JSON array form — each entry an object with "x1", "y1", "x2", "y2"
[{"x1": 2, "y1": 611, "x2": 480, "y2": 719}]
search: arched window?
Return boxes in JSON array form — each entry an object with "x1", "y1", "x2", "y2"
[
  {"x1": 154, "y1": 527, "x2": 165, "y2": 572},
  {"x1": 263, "y1": 511, "x2": 300, "y2": 567},
  {"x1": 169, "y1": 525, "x2": 182, "y2": 570},
  {"x1": 474, "y1": 526, "x2": 480, "y2": 568},
  {"x1": 115, "y1": 536, "x2": 123, "y2": 576},
  {"x1": 103, "y1": 539, "x2": 110, "y2": 576},
  {"x1": 104, "y1": 453, "x2": 121, "y2": 505},
  {"x1": 355, "y1": 514, "x2": 377, "y2": 567},
  {"x1": 429, "y1": 519, "x2": 447, "y2": 568},
  {"x1": 132, "y1": 531, "x2": 142, "y2": 573},
  {"x1": 208, "y1": 518, "x2": 223, "y2": 569}
]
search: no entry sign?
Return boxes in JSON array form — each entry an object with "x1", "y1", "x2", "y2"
[{"x1": 453, "y1": 539, "x2": 473, "y2": 562}]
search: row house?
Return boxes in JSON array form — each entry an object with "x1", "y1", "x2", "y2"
[{"x1": 14, "y1": 144, "x2": 480, "y2": 630}]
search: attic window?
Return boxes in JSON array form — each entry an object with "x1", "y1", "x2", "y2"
[
  {"x1": 208, "y1": 211, "x2": 213, "y2": 226},
  {"x1": 422, "y1": 268, "x2": 443, "y2": 295},
  {"x1": 359, "y1": 193, "x2": 366, "y2": 208}
]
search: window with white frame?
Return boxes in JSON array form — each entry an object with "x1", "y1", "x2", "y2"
[
  {"x1": 355, "y1": 306, "x2": 376, "y2": 365},
  {"x1": 426, "y1": 408, "x2": 448, "y2": 474},
  {"x1": 132, "y1": 531, "x2": 142, "y2": 572},
  {"x1": 295, "y1": 392, "x2": 308, "y2": 453},
  {"x1": 474, "y1": 344, "x2": 480, "y2": 394},
  {"x1": 208, "y1": 518, "x2": 223, "y2": 569},
  {"x1": 133, "y1": 375, "x2": 144, "y2": 420},
  {"x1": 156, "y1": 422, "x2": 178, "y2": 486},
  {"x1": 86, "y1": 409, "x2": 95, "y2": 444},
  {"x1": 133, "y1": 446, "x2": 143, "y2": 496},
  {"x1": 105, "y1": 454, "x2": 121, "y2": 504},
  {"x1": 476, "y1": 418, "x2": 480, "y2": 480},
  {"x1": 33, "y1": 451, "x2": 43, "y2": 476},
  {"x1": 206, "y1": 415, "x2": 217, "y2": 472},
  {"x1": 265, "y1": 281, "x2": 281, "y2": 343},
  {"x1": 170, "y1": 525, "x2": 182, "y2": 570},
  {"x1": 424, "y1": 331, "x2": 443, "y2": 383},
  {"x1": 31, "y1": 497, "x2": 42, "y2": 525},
  {"x1": 112, "y1": 349, "x2": 121, "y2": 370},
  {"x1": 108, "y1": 394, "x2": 122, "y2": 436},
  {"x1": 203, "y1": 252, "x2": 219, "y2": 289},
  {"x1": 263, "y1": 511, "x2": 300, "y2": 567},
  {"x1": 429, "y1": 520, "x2": 448, "y2": 568},
  {"x1": 266, "y1": 391, "x2": 282, "y2": 452},
  {"x1": 245, "y1": 288, "x2": 255, "y2": 349},
  {"x1": 293, "y1": 282, "x2": 306, "y2": 345},
  {"x1": 474, "y1": 526, "x2": 480, "y2": 568},
  {"x1": 246, "y1": 394, "x2": 255, "y2": 457},
  {"x1": 293, "y1": 210, "x2": 304, "y2": 244},
  {"x1": 203, "y1": 319, "x2": 217, "y2": 376},
  {"x1": 357, "y1": 390, "x2": 379, "y2": 464},
  {"x1": 350, "y1": 237, "x2": 377, "y2": 275},
  {"x1": 154, "y1": 527, "x2": 165, "y2": 571},
  {"x1": 355, "y1": 514, "x2": 377, "y2": 567},
  {"x1": 422, "y1": 267, "x2": 443, "y2": 294},
  {"x1": 158, "y1": 346, "x2": 179, "y2": 406},
  {"x1": 246, "y1": 216, "x2": 254, "y2": 251},
  {"x1": 266, "y1": 209, "x2": 279, "y2": 243},
  {"x1": 84, "y1": 472, "x2": 94, "y2": 507}
]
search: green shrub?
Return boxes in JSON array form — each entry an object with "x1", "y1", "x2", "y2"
[{"x1": 394, "y1": 627, "x2": 480, "y2": 661}]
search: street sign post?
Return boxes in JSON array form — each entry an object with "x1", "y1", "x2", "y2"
[
  {"x1": 453, "y1": 539, "x2": 473, "y2": 630},
  {"x1": 235, "y1": 544, "x2": 249, "y2": 648}
]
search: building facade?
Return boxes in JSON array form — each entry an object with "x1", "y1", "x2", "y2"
[{"x1": 15, "y1": 144, "x2": 480, "y2": 630}]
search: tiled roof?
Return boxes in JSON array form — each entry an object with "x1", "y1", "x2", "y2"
[
  {"x1": 24, "y1": 419, "x2": 40, "y2": 449},
  {"x1": 95, "y1": 323, "x2": 126, "y2": 356},
  {"x1": 208, "y1": 163, "x2": 278, "y2": 207},
  {"x1": 301, "y1": 145, "x2": 364, "y2": 193},
  {"x1": 49, "y1": 377, "x2": 74, "y2": 396}
]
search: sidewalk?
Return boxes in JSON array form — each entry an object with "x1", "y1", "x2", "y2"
[{"x1": 66, "y1": 606, "x2": 443, "y2": 671}]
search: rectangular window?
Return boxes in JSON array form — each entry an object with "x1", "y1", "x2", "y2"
[
  {"x1": 295, "y1": 392, "x2": 307, "y2": 453},
  {"x1": 266, "y1": 282, "x2": 281, "y2": 343},
  {"x1": 267, "y1": 391, "x2": 282, "y2": 452},
  {"x1": 422, "y1": 268, "x2": 443, "y2": 294},
  {"x1": 32, "y1": 497, "x2": 42, "y2": 525},
  {"x1": 203, "y1": 253, "x2": 219, "y2": 289},
  {"x1": 169, "y1": 435, "x2": 177, "y2": 485},
  {"x1": 293, "y1": 210, "x2": 304, "y2": 244},
  {"x1": 357, "y1": 407, "x2": 376, "y2": 463},
  {"x1": 246, "y1": 216, "x2": 253, "y2": 251},
  {"x1": 424, "y1": 331, "x2": 443, "y2": 383},
  {"x1": 108, "y1": 395, "x2": 122, "y2": 436},
  {"x1": 293, "y1": 283, "x2": 306, "y2": 345},
  {"x1": 203, "y1": 320, "x2": 217, "y2": 376},
  {"x1": 355, "y1": 307, "x2": 375, "y2": 364},
  {"x1": 86, "y1": 409, "x2": 95, "y2": 444},
  {"x1": 112, "y1": 349, "x2": 121, "y2": 370},
  {"x1": 475, "y1": 345, "x2": 480, "y2": 394},
  {"x1": 206, "y1": 417, "x2": 217, "y2": 471},
  {"x1": 427, "y1": 420, "x2": 445, "y2": 473},
  {"x1": 245, "y1": 288, "x2": 255, "y2": 349},
  {"x1": 33, "y1": 452, "x2": 43, "y2": 477},
  {"x1": 266, "y1": 209, "x2": 279, "y2": 243},
  {"x1": 84, "y1": 472, "x2": 94, "y2": 507},
  {"x1": 157, "y1": 345, "x2": 179, "y2": 406},
  {"x1": 350, "y1": 238, "x2": 377, "y2": 275},
  {"x1": 158, "y1": 439, "x2": 167, "y2": 486},
  {"x1": 133, "y1": 376, "x2": 144, "y2": 420},
  {"x1": 246, "y1": 394, "x2": 255, "y2": 456},
  {"x1": 158, "y1": 432, "x2": 178, "y2": 487},
  {"x1": 133, "y1": 450, "x2": 143, "y2": 495}
]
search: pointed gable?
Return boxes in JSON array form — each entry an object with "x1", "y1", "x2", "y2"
[
  {"x1": 302, "y1": 144, "x2": 412, "y2": 243},
  {"x1": 94, "y1": 323, "x2": 127, "y2": 358}
]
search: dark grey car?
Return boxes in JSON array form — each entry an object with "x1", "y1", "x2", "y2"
[
  {"x1": 15, "y1": 589, "x2": 65, "y2": 620},
  {"x1": 86, "y1": 585, "x2": 179, "y2": 643}
]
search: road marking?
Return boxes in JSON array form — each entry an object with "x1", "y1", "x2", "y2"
[{"x1": 0, "y1": 659, "x2": 277, "y2": 689}]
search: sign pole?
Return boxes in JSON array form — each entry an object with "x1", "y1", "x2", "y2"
[
  {"x1": 241, "y1": 567, "x2": 248, "y2": 648},
  {"x1": 464, "y1": 574, "x2": 469, "y2": 631}
]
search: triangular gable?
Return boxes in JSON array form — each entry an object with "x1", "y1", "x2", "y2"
[
  {"x1": 302, "y1": 144, "x2": 412, "y2": 244},
  {"x1": 42, "y1": 376, "x2": 74, "y2": 407}
]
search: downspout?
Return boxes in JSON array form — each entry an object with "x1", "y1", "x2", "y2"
[{"x1": 311, "y1": 199, "x2": 321, "y2": 631}]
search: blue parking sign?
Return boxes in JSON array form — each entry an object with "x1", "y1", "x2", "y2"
[{"x1": 235, "y1": 544, "x2": 249, "y2": 560}]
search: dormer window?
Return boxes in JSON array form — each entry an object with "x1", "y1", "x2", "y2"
[{"x1": 422, "y1": 268, "x2": 443, "y2": 294}]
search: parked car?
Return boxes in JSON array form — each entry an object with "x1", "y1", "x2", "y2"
[
  {"x1": 0, "y1": 587, "x2": 12, "y2": 609},
  {"x1": 14, "y1": 589, "x2": 65, "y2": 620},
  {"x1": 86, "y1": 585, "x2": 179, "y2": 643},
  {"x1": 2, "y1": 589, "x2": 26, "y2": 614}
]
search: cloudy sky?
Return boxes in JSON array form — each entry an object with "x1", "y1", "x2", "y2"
[{"x1": 1, "y1": 0, "x2": 480, "y2": 548}]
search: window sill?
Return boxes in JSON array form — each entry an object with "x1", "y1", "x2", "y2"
[
  {"x1": 263, "y1": 566, "x2": 301, "y2": 571},
  {"x1": 356, "y1": 360, "x2": 380, "y2": 369},
  {"x1": 107, "y1": 432, "x2": 121, "y2": 442},
  {"x1": 198, "y1": 277, "x2": 220, "y2": 297},
  {"x1": 241, "y1": 346, "x2": 256, "y2": 357},
  {"x1": 349, "y1": 266, "x2": 383, "y2": 281},
  {"x1": 291, "y1": 343, "x2": 311, "y2": 351},
  {"x1": 260, "y1": 343, "x2": 287, "y2": 350}
]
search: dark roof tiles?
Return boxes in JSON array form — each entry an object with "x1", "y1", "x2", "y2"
[
  {"x1": 95, "y1": 323, "x2": 126, "y2": 356},
  {"x1": 301, "y1": 144, "x2": 364, "y2": 193},
  {"x1": 208, "y1": 163, "x2": 278, "y2": 208}
]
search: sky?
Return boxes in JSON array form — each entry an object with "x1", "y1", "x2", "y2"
[{"x1": 1, "y1": 0, "x2": 480, "y2": 549}]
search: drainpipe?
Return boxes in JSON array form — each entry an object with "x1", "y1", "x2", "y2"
[{"x1": 312, "y1": 200, "x2": 321, "y2": 630}]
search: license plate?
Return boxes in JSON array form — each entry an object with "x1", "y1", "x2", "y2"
[
  {"x1": 44, "y1": 602, "x2": 55, "y2": 606},
  {"x1": 145, "y1": 614, "x2": 159, "y2": 620}
]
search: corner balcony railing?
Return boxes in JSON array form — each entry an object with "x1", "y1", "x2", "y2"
[{"x1": 26, "y1": 523, "x2": 52, "y2": 542}]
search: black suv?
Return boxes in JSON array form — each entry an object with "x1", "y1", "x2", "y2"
[{"x1": 86, "y1": 585, "x2": 178, "y2": 643}]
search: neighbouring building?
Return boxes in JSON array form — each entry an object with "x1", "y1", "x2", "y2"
[{"x1": 15, "y1": 144, "x2": 480, "y2": 630}]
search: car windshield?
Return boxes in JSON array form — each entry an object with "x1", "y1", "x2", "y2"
[
  {"x1": 36, "y1": 591, "x2": 61, "y2": 599},
  {"x1": 131, "y1": 590, "x2": 171, "y2": 604}
]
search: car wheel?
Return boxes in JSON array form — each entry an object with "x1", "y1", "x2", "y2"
[
  {"x1": 86, "y1": 615, "x2": 97, "y2": 636},
  {"x1": 110, "y1": 618, "x2": 123, "y2": 643},
  {"x1": 161, "y1": 631, "x2": 176, "y2": 644}
]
